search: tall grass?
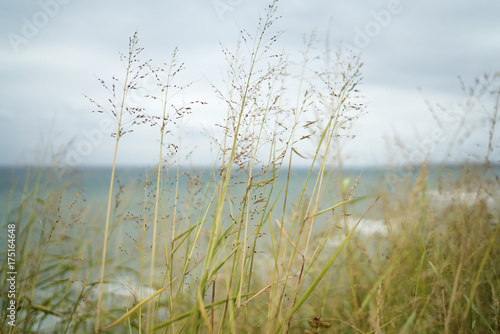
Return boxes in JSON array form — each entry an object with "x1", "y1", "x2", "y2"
[
  {"x1": 1, "y1": 2, "x2": 499, "y2": 333},
  {"x1": 94, "y1": 31, "x2": 146, "y2": 333}
]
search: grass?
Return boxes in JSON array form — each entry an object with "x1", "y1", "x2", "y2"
[{"x1": 1, "y1": 1, "x2": 499, "y2": 333}]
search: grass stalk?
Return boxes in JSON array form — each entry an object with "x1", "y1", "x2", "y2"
[{"x1": 95, "y1": 32, "x2": 139, "y2": 333}]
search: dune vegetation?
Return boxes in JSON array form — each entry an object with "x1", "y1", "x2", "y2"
[{"x1": 1, "y1": 1, "x2": 499, "y2": 333}]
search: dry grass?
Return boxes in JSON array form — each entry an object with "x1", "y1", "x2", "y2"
[{"x1": 1, "y1": 1, "x2": 499, "y2": 333}]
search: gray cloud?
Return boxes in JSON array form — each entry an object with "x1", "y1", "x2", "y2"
[{"x1": 1, "y1": 0, "x2": 499, "y2": 167}]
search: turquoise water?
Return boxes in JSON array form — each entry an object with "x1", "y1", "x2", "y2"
[
  {"x1": 2, "y1": 164, "x2": 499, "y2": 220},
  {"x1": 0, "y1": 165, "x2": 385, "y2": 229},
  {"x1": 2, "y1": 164, "x2": 499, "y2": 236}
]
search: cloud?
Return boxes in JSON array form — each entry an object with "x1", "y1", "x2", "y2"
[{"x1": 1, "y1": 0, "x2": 499, "y2": 167}]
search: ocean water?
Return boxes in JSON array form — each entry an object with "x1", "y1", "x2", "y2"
[
  {"x1": 2, "y1": 164, "x2": 499, "y2": 222},
  {"x1": 2, "y1": 164, "x2": 499, "y2": 238},
  {"x1": 0, "y1": 165, "x2": 385, "y2": 229}
]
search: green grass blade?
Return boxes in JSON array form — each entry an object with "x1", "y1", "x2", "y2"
[{"x1": 277, "y1": 196, "x2": 379, "y2": 332}]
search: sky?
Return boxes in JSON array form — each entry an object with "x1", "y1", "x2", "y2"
[{"x1": 1, "y1": 0, "x2": 499, "y2": 169}]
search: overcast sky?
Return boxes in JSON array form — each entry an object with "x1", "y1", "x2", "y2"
[{"x1": 1, "y1": 0, "x2": 499, "y2": 168}]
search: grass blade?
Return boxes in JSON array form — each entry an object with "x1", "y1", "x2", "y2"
[
  {"x1": 98, "y1": 278, "x2": 176, "y2": 332},
  {"x1": 277, "y1": 196, "x2": 380, "y2": 332}
]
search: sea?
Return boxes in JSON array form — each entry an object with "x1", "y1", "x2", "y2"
[
  {"x1": 2, "y1": 163, "x2": 499, "y2": 245},
  {"x1": 1, "y1": 163, "x2": 499, "y2": 224}
]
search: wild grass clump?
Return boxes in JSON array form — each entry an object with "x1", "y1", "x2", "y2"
[
  {"x1": 1, "y1": 1, "x2": 499, "y2": 333},
  {"x1": 366, "y1": 164, "x2": 500, "y2": 333}
]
